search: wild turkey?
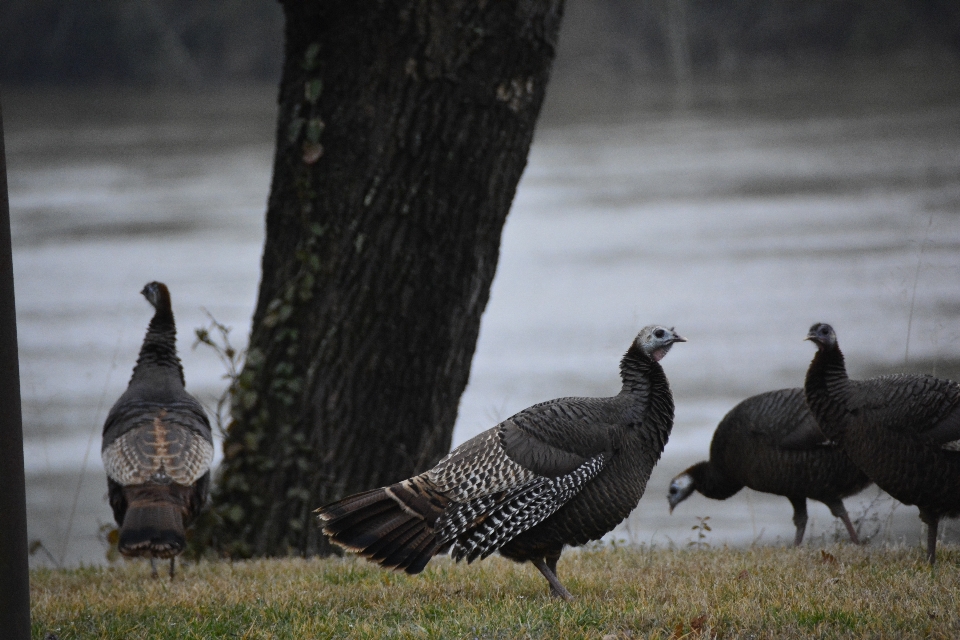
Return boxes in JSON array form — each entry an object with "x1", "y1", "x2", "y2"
[
  {"x1": 804, "y1": 322, "x2": 960, "y2": 565},
  {"x1": 667, "y1": 388, "x2": 871, "y2": 546},
  {"x1": 101, "y1": 282, "x2": 214, "y2": 578},
  {"x1": 316, "y1": 325, "x2": 685, "y2": 599}
]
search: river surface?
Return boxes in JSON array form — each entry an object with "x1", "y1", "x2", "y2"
[{"x1": 6, "y1": 66, "x2": 960, "y2": 568}]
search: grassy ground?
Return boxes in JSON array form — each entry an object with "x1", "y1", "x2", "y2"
[{"x1": 32, "y1": 544, "x2": 959, "y2": 639}]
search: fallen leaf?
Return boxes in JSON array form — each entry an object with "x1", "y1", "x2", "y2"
[
  {"x1": 820, "y1": 550, "x2": 838, "y2": 564},
  {"x1": 690, "y1": 614, "x2": 708, "y2": 631},
  {"x1": 302, "y1": 142, "x2": 324, "y2": 164}
]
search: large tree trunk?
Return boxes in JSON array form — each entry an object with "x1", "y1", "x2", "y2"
[{"x1": 211, "y1": 1, "x2": 565, "y2": 557}]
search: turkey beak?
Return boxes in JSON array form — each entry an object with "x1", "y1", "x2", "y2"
[{"x1": 671, "y1": 333, "x2": 687, "y2": 344}]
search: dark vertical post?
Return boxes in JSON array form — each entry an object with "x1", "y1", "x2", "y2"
[{"x1": 0, "y1": 99, "x2": 31, "y2": 638}]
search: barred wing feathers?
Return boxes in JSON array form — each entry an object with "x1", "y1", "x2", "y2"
[
  {"x1": 444, "y1": 454, "x2": 606, "y2": 563},
  {"x1": 102, "y1": 408, "x2": 214, "y2": 487},
  {"x1": 318, "y1": 414, "x2": 611, "y2": 574}
]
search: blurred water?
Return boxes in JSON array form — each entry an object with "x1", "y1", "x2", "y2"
[{"x1": 6, "y1": 69, "x2": 960, "y2": 567}]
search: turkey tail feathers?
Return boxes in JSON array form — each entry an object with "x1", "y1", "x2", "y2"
[
  {"x1": 117, "y1": 486, "x2": 186, "y2": 558},
  {"x1": 316, "y1": 481, "x2": 446, "y2": 574}
]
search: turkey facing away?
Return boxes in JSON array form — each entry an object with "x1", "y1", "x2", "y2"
[
  {"x1": 316, "y1": 325, "x2": 685, "y2": 599},
  {"x1": 101, "y1": 282, "x2": 214, "y2": 578},
  {"x1": 804, "y1": 322, "x2": 960, "y2": 565},
  {"x1": 667, "y1": 388, "x2": 871, "y2": 546}
]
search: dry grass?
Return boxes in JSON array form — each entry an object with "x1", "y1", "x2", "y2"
[{"x1": 32, "y1": 544, "x2": 960, "y2": 639}]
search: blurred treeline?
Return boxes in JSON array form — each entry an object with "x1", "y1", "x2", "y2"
[
  {"x1": 1, "y1": 0, "x2": 958, "y2": 86},
  {"x1": 0, "y1": 0, "x2": 284, "y2": 85}
]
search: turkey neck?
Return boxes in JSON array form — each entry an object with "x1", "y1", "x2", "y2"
[
  {"x1": 686, "y1": 460, "x2": 741, "y2": 500},
  {"x1": 804, "y1": 345, "x2": 851, "y2": 443},
  {"x1": 130, "y1": 298, "x2": 185, "y2": 386},
  {"x1": 619, "y1": 342, "x2": 674, "y2": 434}
]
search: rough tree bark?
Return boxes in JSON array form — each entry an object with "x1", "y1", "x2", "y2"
[{"x1": 211, "y1": 1, "x2": 565, "y2": 557}]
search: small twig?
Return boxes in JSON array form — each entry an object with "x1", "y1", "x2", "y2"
[
  {"x1": 689, "y1": 515, "x2": 711, "y2": 550},
  {"x1": 905, "y1": 212, "x2": 934, "y2": 366},
  {"x1": 61, "y1": 325, "x2": 125, "y2": 568},
  {"x1": 29, "y1": 539, "x2": 59, "y2": 567},
  {"x1": 193, "y1": 310, "x2": 246, "y2": 437}
]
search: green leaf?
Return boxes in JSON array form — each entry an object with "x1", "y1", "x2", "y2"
[
  {"x1": 303, "y1": 42, "x2": 321, "y2": 70},
  {"x1": 306, "y1": 117, "x2": 325, "y2": 143},
  {"x1": 226, "y1": 505, "x2": 245, "y2": 524},
  {"x1": 305, "y1": 79, "x2": 323, "y2": 104}
]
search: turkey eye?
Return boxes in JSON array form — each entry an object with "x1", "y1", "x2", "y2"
[{"x1": 654, "y1": 329, "x2": 665, "y2": 339}]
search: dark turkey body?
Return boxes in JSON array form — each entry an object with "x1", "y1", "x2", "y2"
[
  {"x1": 830, "y1": 375, "x2": 960, "y2": 518},
  {"x1": 499, "y1": 369, "x2": 674, "y2": 561},
  {"x1": 710, "y1": 389, "x2": 869, "y2": 505},
  {"x1": 100, "y1": 283, "x2": 213, "y2": 573},
  {"x1": 103, "y1": 399, "x2": 213, "y2": 548}
]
